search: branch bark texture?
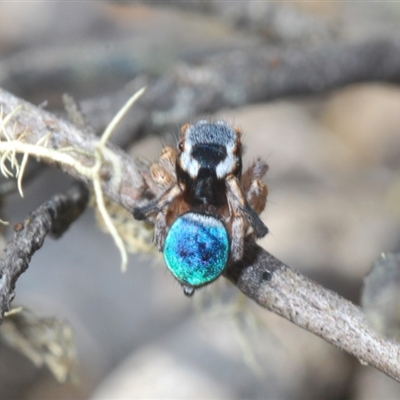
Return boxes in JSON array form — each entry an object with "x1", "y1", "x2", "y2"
[
  {"x1": 0, "y1": 88, "x2": 150, "y2": 211},
  {"x1": 0, "y1": 183, "x2": 89, "y2": 323},
  {"x1": 225, "y1": 243, "x2": 400, "y2": 382},
  {"x1": 1, "y1": 88, "x2": 400, "y2": 380},
  {"x1": 144, "y1": 38, "x2": 400, "y2": 111}
]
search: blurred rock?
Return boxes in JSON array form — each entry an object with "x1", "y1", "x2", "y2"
[
  {"x1": 91, "y1": 308, "x2": 352, "y2": 400},
  {"x1": 342, "y1": 2, "x2": 400, "y2": 40},
  {"x1": 354, "y1": 366, "x2": 400, "y2": 400},
  {"x1": 91, "y1": 345, "x2": 233, "y2": 400},
  {"x1": 217, "y1": 101, "x2": 356, "y2": 182},
  {"x1": 361, "y1": 252, "x2": 400, "y2": 341},
  {"x1": 322, "y1": 84, "x2": 400, "y2": 169},
  {"x1": 0, "y1": 3, "x2": 57, "y2": 50}
]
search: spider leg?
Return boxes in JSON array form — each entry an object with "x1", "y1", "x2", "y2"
[
  {"x1": 132, "y1": 184, "x2": 181, "y2": 221},
  {"x1": 239, "y1": 202, "x2": 268, "y2": 238},
  {"x1": 226, "y1": 175, "x2": 268, "y2": 239},
  {"x1": 133, "y1": 184, "x2": 182, "y2": 250},
  {"x1": 231, "y1": 212, "x2": 245, "y2": 261},
  {"x1": 241, "y1": 158, "x2": 268, "y2": 192},
  {"x1": 246, "y1": 179, "x2": 268, "y2": 215},
  {"x1": 153, "y1": 184, "x2": 183, "y2": 250},
  {"x1": 149, "y1": 146, "x2": 177, "y2": 195},
  {"x1": 241, "y1": 158, "x2": 268, "y2": 224},
  {"x1": 134, "y1": 146, "x2": 179, "y2": 220},
  {"x1": 158, "y1": 146, "x2": 177, "y2": 177},
  {"x1": 225, "y1": 179, "x2": 247, "y2": 261},
  {"x1": 132, "y1": 198, "x2": 159, "y2": 221},
  {"x1": 154, "y1": 208, "x2": 168, "y2": 251}
]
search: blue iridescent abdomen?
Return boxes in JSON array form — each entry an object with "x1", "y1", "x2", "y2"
[{"x1": 163, "y1": 212, "x2": 229, "y2": 287}]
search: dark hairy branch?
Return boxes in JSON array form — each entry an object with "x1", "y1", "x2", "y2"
[
  {"x1": 0, "y1": 182, "x2": 89, "y2": 324},
  {"x1": 0, "y1": 88, "x2": 400, "y2": 380}
]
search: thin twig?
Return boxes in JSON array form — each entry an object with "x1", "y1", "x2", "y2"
[
  {"x1": 0, "y1": 88, "x2": 151, "y2": 211},
  {"x1": 81, "y1": 37, "x2": 400, "y2": 140},
  {"x1": 0, "y1": 182, "x2": 89, "y2": 323},
  {"x1": 224, "y1": 242, "x2": 400, "y2": 382},
  {"x1": 0, "y1": 88, "x2": 399, "y2": 380},
  {"x1": 140, "y1": 0, "x2": 336, "y2": 43}
]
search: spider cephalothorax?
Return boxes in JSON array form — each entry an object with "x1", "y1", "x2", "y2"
[
  {"x1": 177, "y1": 121, "x2": 242, "y2": 208},
  {"x1": 133, "y1": 120, "x2": 268, "y2": 295}
]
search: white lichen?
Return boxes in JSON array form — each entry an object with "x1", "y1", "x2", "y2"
[{"x1": 0, "y1": 87, "x2": 146, "y2": 271}]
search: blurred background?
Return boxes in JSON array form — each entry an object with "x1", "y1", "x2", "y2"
[{"x1": 1, "y1": 2, "x2": 400, "y2": 399}]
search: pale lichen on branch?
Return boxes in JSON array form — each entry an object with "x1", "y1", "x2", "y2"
[
  {"x1": 0, "y1": 88, "x2": 146, "y2": 271},
  {"x1": 0, "y1": 87, "x2": 400, "y2": 382}
]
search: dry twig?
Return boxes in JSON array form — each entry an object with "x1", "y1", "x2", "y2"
[
  {"x1": 140, "y1": 0, "x2": 336, "y2": 43},
  {"x1": 0, "y1": 88, "x2": 399, "y2": 381},
  {"x1": 0, "y1": 182, "x2": 89, "y2": 324},
  {"x1": 0, "y1": 87, "x2": 149, "y2": 211},
  {"x1": 81, "y1": 37, "x2": 400, "y2": 141},
  {"x1": 225, "y1": 243, "x2": 400, "y2": 382}
]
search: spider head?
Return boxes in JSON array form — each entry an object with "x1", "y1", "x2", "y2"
[{"x1": 177, "y1": 120, "x2": 242, "y2": 180}]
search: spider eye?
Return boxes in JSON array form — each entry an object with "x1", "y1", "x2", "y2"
[{"x1": 178, "y1": 141, "x2": 184, "y2": 151}]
